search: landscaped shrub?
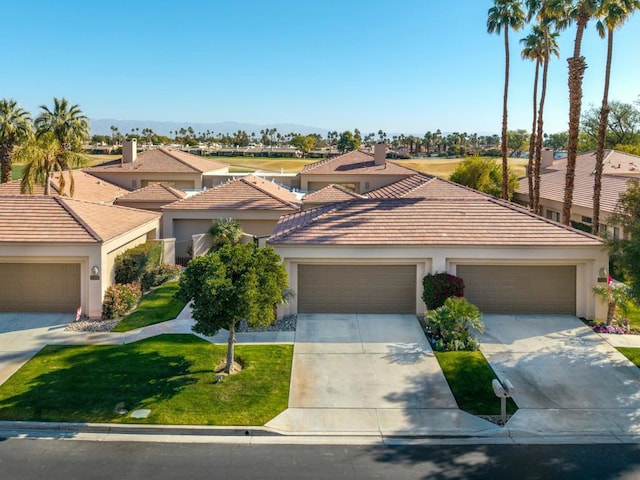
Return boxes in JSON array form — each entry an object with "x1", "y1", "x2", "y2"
[
  {"x1": 114, "y1": 242, "x2": 163, "y2": 286},
  {"x1": 425, "y1": 297, "x2": 483, "y2": 351},
  {"x1": 422, "y1": 273, "x2": 465, "y2": 310},
  {"x1": 102, "y1": 282, "x2": 142, "y2": 319},
  {"x1": 141, "y1": 264, "x2": 182, "y2": 291}
]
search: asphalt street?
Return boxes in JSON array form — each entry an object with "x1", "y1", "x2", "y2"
[{"x1": 0, "y1": 438, "x2": 639, "y2": 480}]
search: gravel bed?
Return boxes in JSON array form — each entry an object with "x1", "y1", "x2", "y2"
[
  {"x1": 236, "y1": 315, "x2": 297, "y2": 332},
  {"x1": 65, "y1": 318, "x2": 121, "y2": 332}
]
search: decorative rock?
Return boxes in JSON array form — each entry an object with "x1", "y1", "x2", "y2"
[{"x1": 130, "y1": 409, "x2": 151, "y2": 419}]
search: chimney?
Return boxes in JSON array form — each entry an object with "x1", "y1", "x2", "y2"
[
  {"x1": 541, "y1": 148, "x2": 554, "y2": 169},
  {"x1": 374, "y1": 142, "x2": 386, "y2": 166},
  {"x1": 123, "y1": 138, "x2": 137, "y2": 164}
]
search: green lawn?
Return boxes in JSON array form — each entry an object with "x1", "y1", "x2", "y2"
[
  {"x1": 625, "y1": 301, "x2": 640, "y2": 331},
  {"x1": 111, "y1": 282, "x2": 186, "y2": 332},
  {"x1": 617, "y1": 347, "x2": 640, "y2": 367},
  {"x1": 0, "y1": 335, "x2": 293, "y2": 425},
  {"x1": 434, "y1": 351, "x2": 518, "y2": 415},
  {"x1": 398, "y1": 156, "x2": 528, "y2": 179}
]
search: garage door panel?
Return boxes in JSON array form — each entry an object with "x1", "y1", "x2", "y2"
[
  {"x1": 298, "y1": 265, "x2": 416, "y2": 314},
  {"x1": 457, "y1": 265, "x2": 576, "y2": 315},
  {"x1": 0, "y1": 263, "x2": 80, "y2": 312}
]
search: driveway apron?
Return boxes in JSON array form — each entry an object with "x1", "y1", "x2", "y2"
[
  {"x1": 478, "y1": 314, "x2": 640, "y2": 436},
  {"x1": 266, "y1": 314, "x2": 494, "y2": 435}
]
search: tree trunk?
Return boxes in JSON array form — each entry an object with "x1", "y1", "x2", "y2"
[
  {"x1": 501, "y1": 27, "x2": 510, "y2": 200},
  {"x1": 224, "y1": 320, "x2": 236, "y2": 374},
  {"x1": 562, "y1": 18, "x2": 588, "y2": 226},
  {"x1": 592, "y1": 28, "x2": 614, "y2": 236},
  {"x1": 0, "y1": 145, "x2": 11, "y2": 184},
  {"x1": 528, "y1": 60, "x2": 540, "y2": 211},
  {"x1": 534, "y1": 35, "x2": 551, "y2": 216}
]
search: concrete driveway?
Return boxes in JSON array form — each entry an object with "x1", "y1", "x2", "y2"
[
  {"x1": 478, "y1": 314, "x2": 640, "y2": 436},
  {"x1": 266, "y1": 313, "x2": 493, "y2": 435}
]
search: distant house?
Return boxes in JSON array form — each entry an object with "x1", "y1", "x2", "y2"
[
  {"x1": 299, "y1": 144, "x2": 416, "y2": 193},
  {"x1": 161, "y1": 175, "x2": 301, "y2": 260},
  {"x1": 114, "y1": 182, "x2": 186, "y2": 213},
  {"x1": 85, "y1": 139, "x2": 229, "y2": 191},
  {"x1": 514, "y1": 150, "x2": 640, "y2": 238}
]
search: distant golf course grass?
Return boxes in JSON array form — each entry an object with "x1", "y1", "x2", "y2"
[{"x1": 0, "y1": 335, "x2": 293, "y2": 425}]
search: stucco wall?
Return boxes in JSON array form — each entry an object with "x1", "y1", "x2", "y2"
[{"x1": 89, "y1": 172, "x2": 200, "y2": 190}]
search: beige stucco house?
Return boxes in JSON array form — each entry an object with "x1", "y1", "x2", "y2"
[
  {"x1": 114, "y1": 182, "x2": 186, "y2": 212},
  {"x1": 514, "y1": 150, "x2": 640, "y2": 239},
  {"x1": 86, "y1": 139, "x2": 229, "y2": 191},
  {"x1": 270, "y1": 174, "x2": 608, "y2": 320},
  {"x1": 0, "y1": 195, "x2": 161, "y2": 318},
  {"x1": 162, "y1": 175, "x2": 301, "y2": 259},
  {"x1": 299, "y1": 144, "x2": 416, "y2": 193}
]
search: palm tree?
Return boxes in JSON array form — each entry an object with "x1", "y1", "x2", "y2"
[
  {"x1": 35, "y1": 97, "x2": 90, "y2": 151},
  {"x1": 592, "y1": 0, "x2": 640, "y2": 234},
  {"x1": 0, "y1": 99, "x2": 31, "y2": 183},
  {"x1": 16, "y1": 132, "x2": 86, "y2": 195},
  {"x1": 487, "y1": 0, "x2": 526, "y2": 200},
  {"x1": 208, "y1": 218, "x2": 243, "y2": 250},
  {"x1": 553, "y1": 0, "x2": 600, "y2": 225}
]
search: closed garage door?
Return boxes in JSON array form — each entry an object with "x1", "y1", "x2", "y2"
[
  {"x1": 298, "y1": 264, "x2": 416, "y2": 313},
  {"x1": 457, "y1": 265, "x2": 576, "y2": 314},
  {"x1": 0, "y1": 263, "x2": 81, "y2": 312}
]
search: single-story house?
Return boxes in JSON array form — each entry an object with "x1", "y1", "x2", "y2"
[
  {"x1": 86, "y1": 139, "x2": 229, "y2": 191},
  {"x1": 299, "y1": 144, "x2": 416, "y2": 193},
  {"x1": 0, "y1": 170, "x2": 129, "y2": 204},
  {"x1": 0, "y1": 195, "x2": 161, "y2": 318},
  {"x1": 162, "y1": 175, "x2": 301, "y2": 260},
  {"x1": 270, "y1": 174, "x2": 607, "y2": 320},
  {"x1": 514, "y1": 150, "x2": 640, "y2": 238}
]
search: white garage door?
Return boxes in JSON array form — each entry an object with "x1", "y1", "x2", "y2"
[
  {"x1": 0, "y1": 263, "x2": 81, "y2": 312},
  {"x1": 456, "y1": 265, "x2": 576, "y2": 314},
  {"x1": 298, "y1": 264, "x2": 416, "y2": 313}
]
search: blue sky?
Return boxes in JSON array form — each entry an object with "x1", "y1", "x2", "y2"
[{"x1": 1, "y1": 0, "x2": 638, "y2": 135}]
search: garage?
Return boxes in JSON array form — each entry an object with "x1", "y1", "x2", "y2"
[
  {"x1": 297, "y1": 264, "x2": 416, "y2": 313},
  {"x1": 456, "y1": 265, "x2": 576, "y2": 315},
  {"x1": 0, "y1": 263, "x2": 81, "y2": 312}
]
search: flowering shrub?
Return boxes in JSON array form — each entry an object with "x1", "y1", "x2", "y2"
[
  {"x1": 102, "y1": 282, "x2": 142, "y2": 319},
  {"x1": 591, "y1": 319, "x2": 630, "y2": 335},
  {"x1": 422, "y1": 273, "x2": 465, "y2": 310},
  {"x1": 425, "y1": 297, "x2": 483, "y2": 351}
]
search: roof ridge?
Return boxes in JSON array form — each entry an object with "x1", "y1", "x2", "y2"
[
  {"x1": 301, "y1": 150, "x2": 374, "y2": 173},
  {"x1": 239, "y1": 175, "x2": 300, "y2": 209},
  {"x1": 56, "y1": 196, "x2": 103, "y2": 242},
  {"x1": 269, "y1": 201, "x2": 352, "y2": 242},
  {"x1": 157, "y1": 147, "x2": 202, "y2": 172}
]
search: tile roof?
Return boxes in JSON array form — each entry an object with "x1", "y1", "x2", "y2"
[
  {"x1": 0, "y1": 171, "x2": 128, "y2": 204},
  {"x1": 162, "y1": 175, "x2": 300, "y2": 211},
  {"x1": 366, "y1": 174, "x2": 485, "y2": 199},
  {"x1": 0, "y1": 195, "x2": 160, "y2": 243},
  {"x1": 301, "y1": 149, "x2": 416, "y2": 176},
  {"x1": 516, "y1": 161, "x2": 636, "y2": 214},
  {"x1": 302, "y1": 184, "x2": 366, "y2": 204},
  {"x1": 85, "y1": 147, "x2": 228, "y2": 174},
  {"x1": 547, "y1": 150, "x2": 640, "y2": 176},
  {"x1": 269, "y1": 197, "x2": 603, "y2": 247},
  {"x1": 114, "y1": 182, "x2": 186, "y2": 203}
]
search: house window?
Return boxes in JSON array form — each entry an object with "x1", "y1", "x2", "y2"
[
  {"x1": 581, "y1": 216, "x2": 592, "y2": 224},
  {"x1": 613, "y1": 226, "x2": 620, "y2": 241},
  {"x1": 546, "y1": 210, "x2": 560, "y2": 222},
  {"x1": 364, "y1": 181, "x2": 370, "y2": 191},
  {"x1": 132, "y1": 180, "x2": 138, "y2": 189}
]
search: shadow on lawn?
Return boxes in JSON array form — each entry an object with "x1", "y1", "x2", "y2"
[{"x1": 0, "y1": 340, "x2": 200, "y2": 423}]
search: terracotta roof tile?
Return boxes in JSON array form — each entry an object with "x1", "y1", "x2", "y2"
[
  {"x1": 85, "y1": 147, "x2": 228, "y2": 174},
  {"x1": 303, "y1": 184, "x2": 365, "y2": 204},
  {"x1": 366, "y1": 174, "x2": 485, "y2": 199},
  {"x1": 301, "y1": 150, "x2": 416, "y2": 175},
  {"x1": 115, "y1": 182, "x2": 186, "y2": 203},
  {"x1": 548, "y1": 150, "x2": 640, "y2": 176},
  {"x1": 0, "y1": 171, "x2": 128, "y2": 204},
  {"x1": 269, "y1": 197, "x2": 602, "y2": 247},
  {"x1": 162, "y1": 174, "x2": 300, "y2": 211},
  {"x1": 0, "y1": 195, "x2": 160, "y2": 243}
]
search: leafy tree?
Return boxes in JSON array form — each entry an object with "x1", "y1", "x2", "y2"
[
  {"x1": 592, "y1": 0, "x2": 640, "y2": 235},
  {"x1": 208, "y1": 218, "x2": 243, "y2": 250},
  {"x1": 449, "y1": 156, "x2": 519, "y2": 199},
  {"x1": 16, "y1": 132, "x2": 86, "y2": 195},
  {"x1": 35, "y1": 97, "x2": 90, "y2": 152},
  {"x1": 609, "y1": 179, "x2": 640, "y2": 300},
  {"x1": 543, "y1": 131, "x2": 569, "y2": 151},
  {"x1": 0, "y1": 99, "x2": 31, "y2": 183},
  {"x1": 507, "y1": 129, "x2": 529, "y2": 157},
  {"x1": 289, "y1": 134, "x2": 315, "y2": 155},
  {"x1": 337, "y1": 130, "x2": 361, "y2": 153},
  {"x1": 487, "y1": 0, "x2": 525, "y2": 200},
  {"x1": 176, "y1": 244, "x2": 288, "y2": 374},
  {"x1": 581, "y1": 101, "x2": 640, "y2": 149}
]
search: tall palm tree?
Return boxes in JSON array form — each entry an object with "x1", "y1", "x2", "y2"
[
  {"x1": 16, "y1": 132, "x2": 86, "y2": 196},
  {"x1": 552, "y1": 0, "x2": 600, "y2": 225},
  {"x1": 0, "y1": 99, "x2": 31, "y2": 183},
  {"x1": 35, "y1": 97, "x2": 90, "y2": 151},
  {"x1": 592, "y1": 0, "x2": 640, "y2": 234},
  {"x1": 487, "y1": 0, "x2": 526, "y2": 200}
]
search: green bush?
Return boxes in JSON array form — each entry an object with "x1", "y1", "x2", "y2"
[
  {"x1": 141, "y1": 264, "x2": 182, "y2": 291},
  {"x1": 114, "y1": 242, "x2": 163, "y2": 286},
  {"x1": 422, "y1": 273, "x2": 465, "y2": 310},
  {"x1": 102, "y1": 283, "x2": 142, "y2": 319},
  {"x1": 426, "y1": 297, "x2": 483, "y2": 351}
]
